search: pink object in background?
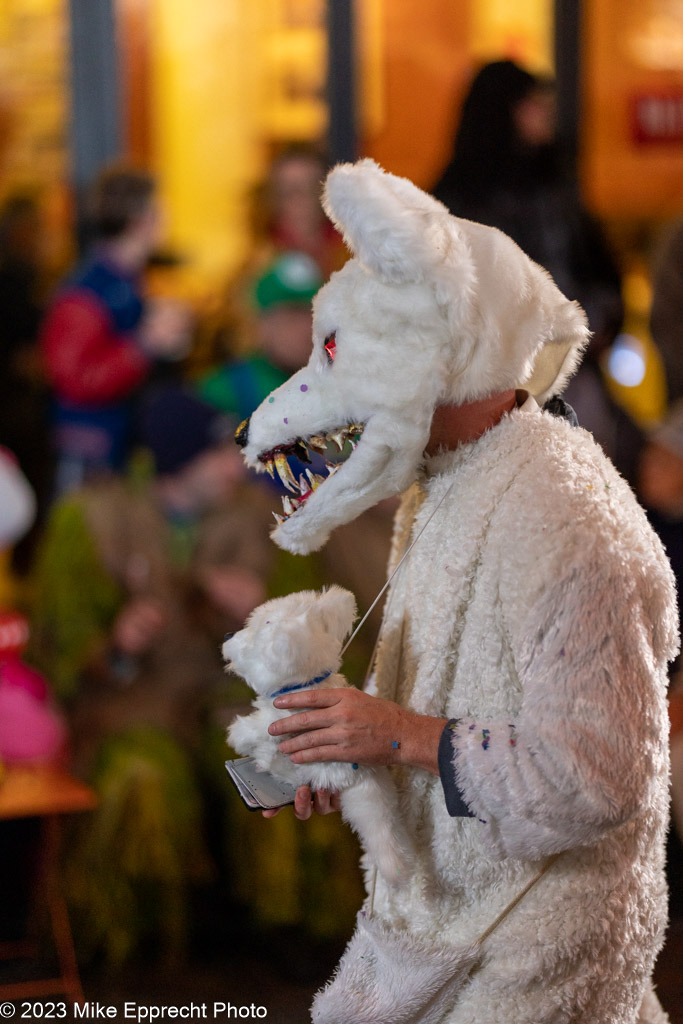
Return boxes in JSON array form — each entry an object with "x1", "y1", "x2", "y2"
[
  {"x1": 0, "y1": 610, "x2": 30, "y2": 658},
  {"x1": 0, "y1": 658, "x2": 67, "y2": 763},
  {"x1": 0, "y1": 657, "x2": 48, "y2": 702}
]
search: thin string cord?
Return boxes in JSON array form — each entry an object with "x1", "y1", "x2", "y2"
[
  {"x1": 340, "y1": 476, "x2": 562, "y2": 929},
  {"x1": 368, "y1": 615, "x2": 406, "y2": 920},
  {"x1": 475, "y1": 853, "x2": 561, "y2": 946},
  {"x1": 368, "y1": 865, "x2": 378, "y2": 919},
  {"x1": 341, "y1": 479, "x2": 455, "y2": 658},
  {"x1": 344, "y1": 479, "x2": 454, "y2": 920}
]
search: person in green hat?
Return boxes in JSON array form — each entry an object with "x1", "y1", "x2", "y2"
[{"x1": 198, "y1": 250, "x2": 322, "y2": 424}]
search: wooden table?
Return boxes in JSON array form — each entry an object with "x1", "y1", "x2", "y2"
[{"x1": 0, "y1": 763, "x2": 97, "y2": 1007}]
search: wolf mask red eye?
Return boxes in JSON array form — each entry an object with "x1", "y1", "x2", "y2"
[{"x1": 324, "y1": 333, "x2": 337, "y2": 363}]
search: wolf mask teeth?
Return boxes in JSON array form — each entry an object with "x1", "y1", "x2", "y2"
[
  {"x1": 274, "y1": 454, "x2": 298, "y2": 492},
  {"x1": 271, "y1": 444, "x2": 361, "y2": 521}
]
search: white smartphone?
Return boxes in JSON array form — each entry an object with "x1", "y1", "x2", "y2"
[{"x1": 225, "y1": 756, "x2": 299, "y2": 811}]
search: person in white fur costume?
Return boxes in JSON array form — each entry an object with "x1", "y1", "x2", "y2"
[{"x1": 234, "y1": 159, "x2": 678, "y2": 1023}]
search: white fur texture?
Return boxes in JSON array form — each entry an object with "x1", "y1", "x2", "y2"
[
  {"x1": 313, "y1": 402, "x2": 676, "y2": 1024},
  {"x1": 312, "y1": 913, "x2": 482, "y2": 1024},
  {"x1": 241, "y1": 159, "x2": 589, "y2": 555},
  {"x1": 224, "y1": 586, "x2": 413, "y2": 885}
]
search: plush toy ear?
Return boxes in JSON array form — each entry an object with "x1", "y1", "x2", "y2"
[
  {"x1": 312, "y1": 586, "x2": 358, "y2": 644},
  {"x1": 323, "y1": 159, "x2": 453, "y2": 285}
]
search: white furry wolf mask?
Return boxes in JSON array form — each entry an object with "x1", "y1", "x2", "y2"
[
  {"x1": 224, "y1": 586, "x2": 413, "y2": 884},
  {"x1": 237, "y1": 158, "x2": 589, "y2": 554}
]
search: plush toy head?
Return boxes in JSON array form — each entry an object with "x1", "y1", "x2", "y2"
[
  {"x1": 222, "y1": 586, "x2": 357, "y2": 696},
  {"x1": 239, "y1": 159, "x2": 589, "y2": 554}
]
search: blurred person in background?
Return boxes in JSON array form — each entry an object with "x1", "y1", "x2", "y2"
[
  {"x1": 28, "y1": 385, "x2": 273, "y2": 964},
  {"x1": 431, "y1": 60, "x2": 622, "y2": 334},
  {"x1": 199, "y1": 250, "x2": 322, "y2": 424},
  {"x1": 40, "y1": 165, "x2": 193, "y2": 497},
  {"x1": 0, "y1": 450, "x2": 67, "y2": 947},
  {"x1": 638, "y1": 398, "x2": 683, "y2": 596},
  {"x1": 254, "y1": 143, "x2": 347, "y2": 281},
  {"x1": 198, "y1": 158, "x2": 389, "y2": 955},
  {"x1": 198, "y1": 250, "x2": 385, "y2": 958},
  {"x1": 432, "y1": 60, "x2": 633, "y2": 476},
  {"x1": 199, "y1": 247, "x2": 395, "y2": 637},
  {"x1": 650, "y1": 217, "x2": 683, "y2": 404},
  {"x1": 636, "y1": 400, "x2": 683, "y2": 915},
  {"x1": 0, "y1": 194, "x2": 53, "y2": 571},
  {"x1": 199, "y1": 145, "x2": 347, "y2": 388}
]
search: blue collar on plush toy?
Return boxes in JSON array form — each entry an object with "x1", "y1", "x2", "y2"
[{"x1": 271, "y1": 670, "x2": 331, "y2": 699}]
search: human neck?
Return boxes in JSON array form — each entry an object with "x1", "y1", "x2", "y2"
[
  {"x1": 100, "y1": 235, "x2": 147, "y2": 274},
  {"x1": 425, "y1": 390, "x2": 517, "y2": 455}
]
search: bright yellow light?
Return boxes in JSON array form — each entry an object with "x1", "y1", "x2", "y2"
[{"x1": 470, "y1": 0, "x2": 554, "y2": 73}]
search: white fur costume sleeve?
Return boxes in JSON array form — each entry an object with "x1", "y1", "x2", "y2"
[{"x1": 446, "y1": 547, "x2": 674, "y2": 860}]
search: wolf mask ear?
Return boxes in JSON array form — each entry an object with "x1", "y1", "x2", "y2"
[{"x1": 323, "y1": 159, "x2": 453, "y2": 285}]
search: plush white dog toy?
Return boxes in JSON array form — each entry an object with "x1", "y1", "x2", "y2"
[{"x1": 223, "y1": 586, "x2": 413, "y2": 885}]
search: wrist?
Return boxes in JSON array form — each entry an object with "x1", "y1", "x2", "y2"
[{"x1": 396, "y1": 710, "x2": 449, "y2": 774}]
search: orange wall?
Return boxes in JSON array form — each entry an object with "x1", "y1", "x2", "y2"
[
  {"x1": 363, "y1": 2, "x2": 470, "y2": 190},
  {"x1": 582, "y1": 0, "x2": 683, "y2": 219}
]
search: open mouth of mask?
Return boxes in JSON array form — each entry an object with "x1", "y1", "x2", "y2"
[{"x1": 257, "y1": 422, "x2": 365, "y2": 523}]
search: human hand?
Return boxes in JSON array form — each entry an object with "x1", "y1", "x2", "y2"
[
  {"x1": 262, "y1": 786, "x2": 341, "y2": 821},
  {"x1": 112, "y1": 597, "x2": 166, "y2": 657},
  {"x1": 201, "y1": 566, "x2": 266, "y2": 622},
  {"x1": 268, "y1": 687, "x2": 446, "y2": 774},
  {"x1": 139, "y1": 298, "x2": 193, "y2": 359}
]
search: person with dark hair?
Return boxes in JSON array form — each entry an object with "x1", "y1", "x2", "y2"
[
  {"x1": 433, "y1": 60, "x2": 630, "y2": 473},
  {"x1": 255, "y1": 143, "x2": 346, "y2": 281},
  {"x1": 433, "y1": 61, "x2": 548, "y2": 215},
  {"x1": 433, "y1": 60, "x2": 622, "y2": 344},
  {"x1": 87, "y1": 165, "x2": 157, "y2": 240},
  {"x1": 40, "y1": 164, "x2": 192, "y2": 495}
]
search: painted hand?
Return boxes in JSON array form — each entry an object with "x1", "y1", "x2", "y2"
[{"x1": 268, "y1": 687, "x2": 446, "y2": 774}]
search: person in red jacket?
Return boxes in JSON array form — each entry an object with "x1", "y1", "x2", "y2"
[{"x1": 41, "y1": 165, "x2": 191, "y2": 495}]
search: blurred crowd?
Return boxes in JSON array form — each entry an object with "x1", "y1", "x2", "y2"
[{"x1": 1, "y1": 60, "x2": 683, "y2": 969}]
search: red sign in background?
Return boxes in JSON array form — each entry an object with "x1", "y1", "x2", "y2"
[{"x1": 631, "y1": 93, "x2": 683, "y2": 145}]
